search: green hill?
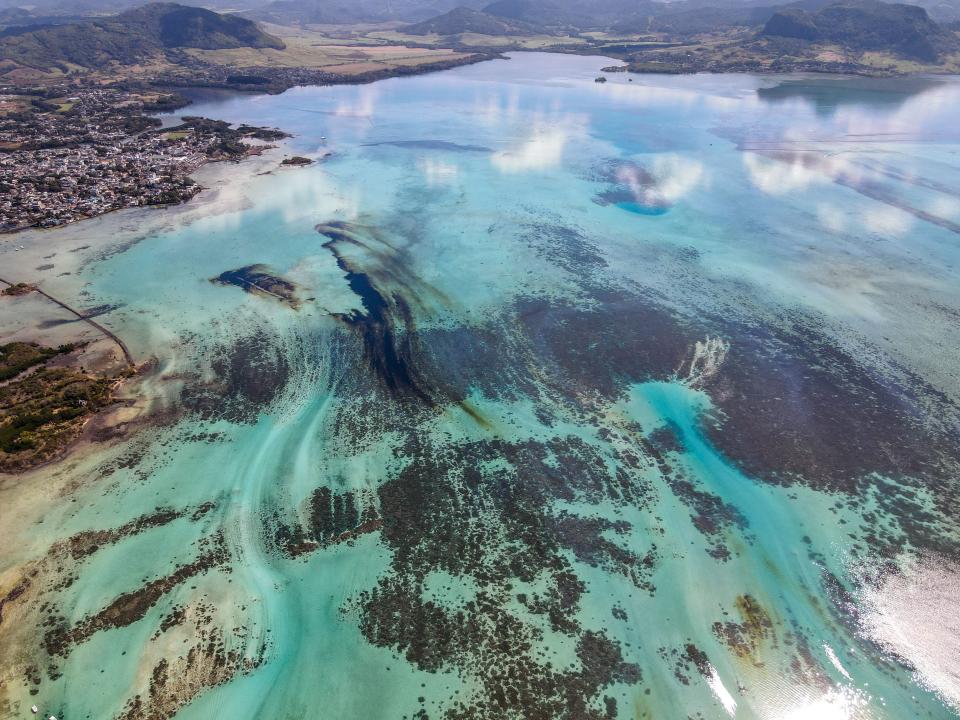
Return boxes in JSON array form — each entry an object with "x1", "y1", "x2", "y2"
[
  {"x1": 0, "y1": 2, "x2": 283, "y2": 69},
  {"x1": 119, "y1": 3, "x2": 284, "y2": 50},
  {"x1": 762, "y1": 0, "x2": 955, "y2": 60}
]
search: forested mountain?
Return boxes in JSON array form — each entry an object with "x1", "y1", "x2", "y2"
[
  {"x1": 762, "y1": 0, "x2": 953, "y2": 59},
  {"x1": 0, "y1": 2, "x2": 283, "y2": 69}
]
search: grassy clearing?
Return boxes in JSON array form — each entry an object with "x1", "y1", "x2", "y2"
[
  {"x1": 461, "y1": 33, "x2": 588, "y2": 49},
  {"x1": 185, "y1": 25, "x2": 464, "y2": 71},
  {"x1": 858, "y1": 50, "x2": 960, "y2": 73},
  {"x1": 367, "y1": 29, "x2": 588, "y2": 50}
]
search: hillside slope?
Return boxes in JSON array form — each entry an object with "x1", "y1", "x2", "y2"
[
  {"x1": 119, "y1": 3, "x2": 284, "y2": 50},
  {"x1": 763, "y1": 0, "x2": 955, "y2": 60},
  {"x1": 0, "y1": 2, "x2": 283, "y2": 68}
]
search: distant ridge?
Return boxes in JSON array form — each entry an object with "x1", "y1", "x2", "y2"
[
  {"x1": 241, "y1": 0, "x2": 960, "y2": 28},
  {"x1": 0, "y1": 2, "x2": 284, "y2": 69},
  {"x1": 251, "y1": 0, "x2": 487, "y2": 26},
  {"x1": 404, "y1": 5, "x2": 544, "y2": 35},
  {"x1": 481, "y1": 0, "x2": 565, "y2": 25}
]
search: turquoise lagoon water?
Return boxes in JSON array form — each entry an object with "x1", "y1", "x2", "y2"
[{"x1": 3, "y1": 54, "x2": 960, "y2": 720}]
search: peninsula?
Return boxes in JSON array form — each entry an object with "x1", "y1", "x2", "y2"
[{"x1": 0, "y1": 3, "x2": 490, "y2": 230}]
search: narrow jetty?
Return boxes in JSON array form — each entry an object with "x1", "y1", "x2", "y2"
[{"x1": 0, "y1": 276, "x2": 135, "y2": 368}]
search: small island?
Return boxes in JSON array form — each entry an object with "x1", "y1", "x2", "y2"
[
  {"x1": 280, "y1": 156, "x2": 314, "y2": 167},
  {"x1": 211, "y1": 264, "x2": 301, "y2": 308},
  {"x1": 1, "y1": 283, "x2": 36, "y2": 297}
]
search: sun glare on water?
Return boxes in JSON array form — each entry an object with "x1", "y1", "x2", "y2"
[{"x1": 777, "y1": 687, "x2": 870, "y2": 720}]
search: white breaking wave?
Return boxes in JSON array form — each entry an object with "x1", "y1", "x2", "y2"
[
  {"x1": 677, "y1": 336, "x2": 730, "y2": 387},
  {"x1": 824, "y1": 644, "x2": 853, "y2": 681},
  {"x1": 706, "y1": 664, "x2": 738, "y2": 717}
]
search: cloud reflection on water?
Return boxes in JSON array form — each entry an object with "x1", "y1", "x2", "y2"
[
  {"x1": 864, "y1": 205, "x2": 914, "y2": 235},
  {"x1": 742, "y1": 151, "x2": 861, "y2": 196},
  {"x1": 647, "y1": 153, "x2": 708, "y2": 205},
  {"x1": 491, "y1": 125, "x2": 572, "y2": 173},
  {"x1": 334, "y1": 84, "x2": 380, "y2": 119},
  {"x1": 418, "y1": 157, "x2": 459, "y2": 186}
]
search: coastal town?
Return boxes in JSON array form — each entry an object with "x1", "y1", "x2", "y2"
[{"x1": 0, "y1": 87, "x2": 287, "y2": 231}]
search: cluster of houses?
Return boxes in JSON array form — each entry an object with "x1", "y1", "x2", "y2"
[
  {"x1": 0, "y1": 88, "x2": 270, "y2": 231},
  {"x1": 0, "y1": 141, "x2": 206, "y2": 230}
]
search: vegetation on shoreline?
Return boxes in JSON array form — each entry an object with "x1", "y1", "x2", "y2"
[
  {"x1": 1, "y1": 282, "x2": 35, "y2": 297},
  {"x1": 0, "y1": 342, "x2": 125, "y2": 473},
  {"x1": 0, "y1": 342, "x2": 73, "y2": 382}
]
